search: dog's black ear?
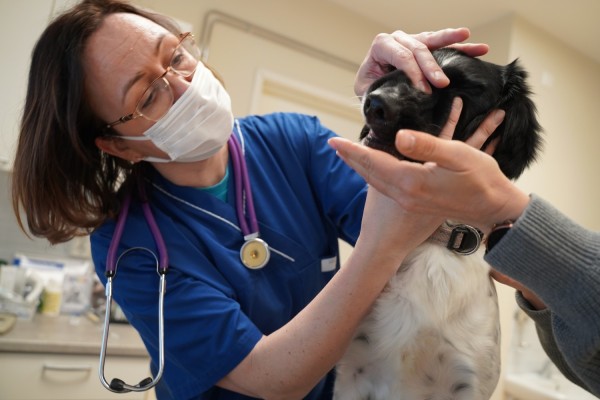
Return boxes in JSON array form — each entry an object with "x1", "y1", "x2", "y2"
[{"x1": 489, "y1": 59, "x2": 543, "y2": 180}]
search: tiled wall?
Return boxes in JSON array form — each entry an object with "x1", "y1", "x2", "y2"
[{"x1": 0, "y1": 170, "x2": 72, "y2": 264}]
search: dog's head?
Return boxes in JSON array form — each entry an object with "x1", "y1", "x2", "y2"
[{"x1": 359, "y1": 48, "x2": 542, "y2": 179}]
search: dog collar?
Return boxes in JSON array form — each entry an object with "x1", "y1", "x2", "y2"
[{"x1": 427, "y1": 223, "x2": 483, "y2": 256}]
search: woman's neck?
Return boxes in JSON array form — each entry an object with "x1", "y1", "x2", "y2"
[{"x1": 152, "y1": 144, "x2": 229, "y2": 188}]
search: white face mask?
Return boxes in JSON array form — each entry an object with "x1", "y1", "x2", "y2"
[{"x1": 121, "y1": 63, "x2": 234, "y2": 163}]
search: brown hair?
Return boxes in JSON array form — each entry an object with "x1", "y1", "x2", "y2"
[{"x1": 11, "y1": 0, "x2": 181, "y2": 244}]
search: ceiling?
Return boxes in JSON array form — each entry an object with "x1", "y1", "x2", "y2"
[{"x1": 327, "y1": 0, "x2": 600, "y2": 65}]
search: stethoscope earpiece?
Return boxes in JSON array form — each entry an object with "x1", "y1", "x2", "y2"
[
  {"x1": 108, "y1": 376, "x2": 154, "y2": 393},
  {"x1": 109, "y1": 378, "x2": 128, "y2": 393}
]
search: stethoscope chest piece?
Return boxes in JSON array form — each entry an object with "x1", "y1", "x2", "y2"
[
  {"x1": 241, "y1": 235, "x2": 270, "y2": 270},
  {"x1": 229, "y1": 133, "x2": 271, "y2": 270}
]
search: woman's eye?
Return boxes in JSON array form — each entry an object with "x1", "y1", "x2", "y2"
[
  {"x1": 140, "y1": 88, "x2": 157, "y2": 111},
  {"x1": 171, "y1": 50, "x2": 185, "y2": 68}
]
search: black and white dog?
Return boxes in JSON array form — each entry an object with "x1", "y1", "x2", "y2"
[{"x1": 333, "y1": 48, "x2": 542, "y2": 400}]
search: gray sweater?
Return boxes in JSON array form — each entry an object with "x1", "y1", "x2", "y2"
[{"x1": 484, "y1": 194, "x2": 600, "y2": 396}]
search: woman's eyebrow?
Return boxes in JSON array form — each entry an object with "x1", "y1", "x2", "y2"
[{"x1": 120, "y1": 32, "x2": 167, "y2": 105}]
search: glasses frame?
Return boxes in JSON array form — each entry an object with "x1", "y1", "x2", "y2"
[{"x1": 105, "y1": 32, "x2": 199, "y2": 130}]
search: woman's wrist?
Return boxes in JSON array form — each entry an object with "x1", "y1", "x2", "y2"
[
  {"x1": 352, "y1": 236, "x2": 409, "y2": 273},
  {"x1": 484, "y1": 184, "x2": 530, "y2": 232}
]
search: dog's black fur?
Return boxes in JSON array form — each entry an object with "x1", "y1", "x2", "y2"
[
  {"x1": 334, "y1": 48, "x2": 543, "y2": 400},
  {"x1": 360, "y1": 47, "x2": 542, "y2": 180}
]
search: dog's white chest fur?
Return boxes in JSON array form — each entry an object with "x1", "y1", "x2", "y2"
[{"x1": 334, "y1": 241, "x2": 500, "y2": 400}]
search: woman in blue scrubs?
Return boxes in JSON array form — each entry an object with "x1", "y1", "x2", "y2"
[{"x1": 11, "y1": 1, "x2": 495, "y2": 398}]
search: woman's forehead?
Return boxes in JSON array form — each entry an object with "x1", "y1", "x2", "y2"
[
  {"x1": 86, "y1": 13, "x2": 168, "y2": 68},
  {"x1": 82, "y1": 13, "x2": 171, "y2": 121}
]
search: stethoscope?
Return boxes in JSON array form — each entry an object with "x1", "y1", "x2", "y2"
[{"x1": 99, "y1": 133, "x2": 270, "y2": 393}]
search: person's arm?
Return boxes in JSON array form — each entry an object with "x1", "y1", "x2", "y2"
[
  {"x1": 485, "y1": 194, "x2": 600, "y2": 395},
  {"x1": 518, "y1": 292, "x2": 590, "y2": 389},
  {"x1": 218, "y1": 188, "x2": 444, "y2": 398},
  {"x1": 329, "y1": 129, "x2": 600, "y2": 396}
]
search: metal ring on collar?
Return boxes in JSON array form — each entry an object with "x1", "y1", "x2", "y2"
[{"x1": 447, "y1": 224, "x2": 483, "y2": 256}]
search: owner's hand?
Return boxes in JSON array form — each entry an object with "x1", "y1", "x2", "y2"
[
  {"x1": 354, "y1": 28, "x2": 489, "y2": 97},
  {"x1": 490, "y1": 270, "x2": 547, "y2": 310},
  {"x1": 328, "y1": 103, "x2": 529, "y2": 232}
]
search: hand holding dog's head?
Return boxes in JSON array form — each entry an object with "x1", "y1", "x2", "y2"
[{"x1": 360, "y1": 48, "x2": 542, "y2": 180}]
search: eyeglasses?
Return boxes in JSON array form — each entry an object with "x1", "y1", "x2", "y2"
[{"x1": 106, "y1": 33, "x2": 201, "y2": 130}]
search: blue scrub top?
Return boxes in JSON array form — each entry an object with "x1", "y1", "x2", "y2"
[{"x1": 91, "y1": 113, "x2": 367, "y2": 399}]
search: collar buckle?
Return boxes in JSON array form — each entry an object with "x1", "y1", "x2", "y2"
[
  {"x1": 447, "y1": 225, "x2": 483, "y2": 255},
  {"x1": 428, "y1": 223, "x2": 483, "y2": 256}
]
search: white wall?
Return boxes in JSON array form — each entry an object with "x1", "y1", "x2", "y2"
[{"x1": 509, "y1": 17, "x2": 600, "y2": 229}]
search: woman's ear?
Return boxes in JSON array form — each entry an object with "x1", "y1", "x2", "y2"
[{"x1": 95, "y1": 136, "x2": 144, "y2": 163}]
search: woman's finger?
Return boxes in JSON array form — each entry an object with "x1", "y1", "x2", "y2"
[
  {"x1": 328, "y1": 136, "x2": 425, "y2": 200},
  {"x1": 464, "y1": 109, "x2": 505, "y2": 150},
  {"x1": 394, "y1": 129, "x2": 481, "y2": 172},
  {"x1": 448, "y1": 43, "x2": 489, "y2": 57},
  {"x1": 329, "y1": 137, "x2": 399, "y2": 181},
  {"x1": 438, "y1": 97, "x2": 463, "y2": 140},
  {"x1": 388, "y1": 28, "x2": 486, "y2": 91},
  {"x1": 484, "y1": 137, "x2": 500, "y2": 156},
  {"x1": 490, "y1": 269, "x2": 546, "y2": 310},
  {"x1": 389, "y1": 31, "x2": 443, "y2": 91}
]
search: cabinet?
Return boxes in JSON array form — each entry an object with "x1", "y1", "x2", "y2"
[
  {"x1": 0, "y1": 314, "x2": 154, "y2": 400},
  {"x1": 0, "y1": 352, "x2": 152, "y2": 400}
]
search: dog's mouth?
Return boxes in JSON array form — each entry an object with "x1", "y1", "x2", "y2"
[{"x1": 361, "y1": 128, "x2": 406, "y2": 160}]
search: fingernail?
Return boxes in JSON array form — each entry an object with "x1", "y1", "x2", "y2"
[
  {"x1": 328, "y1": 137, "x2": 347, "y2": 150},
  {"x1": 396, "y1": 130, "x2": 415, "y2": 151},
  {"x1": 327, "y1": 137, "x2": 338, "y2": 150},
  {"x1": 433, "y1": 70, "x2": 450, "y2": 87},
  {"x1": 433, "y1": 70, "x2": 444, "y2": 82},
  {"x1": 494, "y1": 110, "x2": 505, "y2": 124}
]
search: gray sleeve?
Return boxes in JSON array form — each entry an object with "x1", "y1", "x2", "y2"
[
  {"x1": 514, "y1": 291, "x2": 587, "y2": 387},
  {"x1": 484, "y1": 194, "x2": 600, "y2": 396}
]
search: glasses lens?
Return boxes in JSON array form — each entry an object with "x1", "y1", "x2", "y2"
[
  {"x1": 171, "y1": 35, "x2": 200, "y2": 77},
  {"x1": 136, "y1": 77, "x2": 173, "y2": 122},
  {"x1": 132, "y1": 34, "x2": 200, "y2": 123}
]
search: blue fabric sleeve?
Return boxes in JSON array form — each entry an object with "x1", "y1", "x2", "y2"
[
  {"x1": 240, "y1": 112, "x2": 366, "y2": 247},
  {"x1": 302, "y1": 115, "x2": 366, "y2": 246}
]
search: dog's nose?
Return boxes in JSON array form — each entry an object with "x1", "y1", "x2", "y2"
[{"x1": 363, "y1": 93, "x2": 389, "y2": 125}]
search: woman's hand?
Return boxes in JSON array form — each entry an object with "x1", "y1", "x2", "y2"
[
  {"x1": 490, "y1": 269, "x2": 547, "y2": 310},
  {"x1": 355, "y1": 28, "x2": 489, "y2": 96},
  {"x1": 329, "y1": 99, "x2": 529, "y2": 233}
]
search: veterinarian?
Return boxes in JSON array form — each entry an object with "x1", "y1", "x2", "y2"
[
  {"x1": 11, "y1": 0, "x2": 504, "y2": 398},
  {"x1": 330, "y1": 108, "x2": 600, "y2": 396}
]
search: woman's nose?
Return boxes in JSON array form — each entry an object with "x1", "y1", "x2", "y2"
[{"x1": 166, "y1": 71, "x2": 193, "y2": 102}]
